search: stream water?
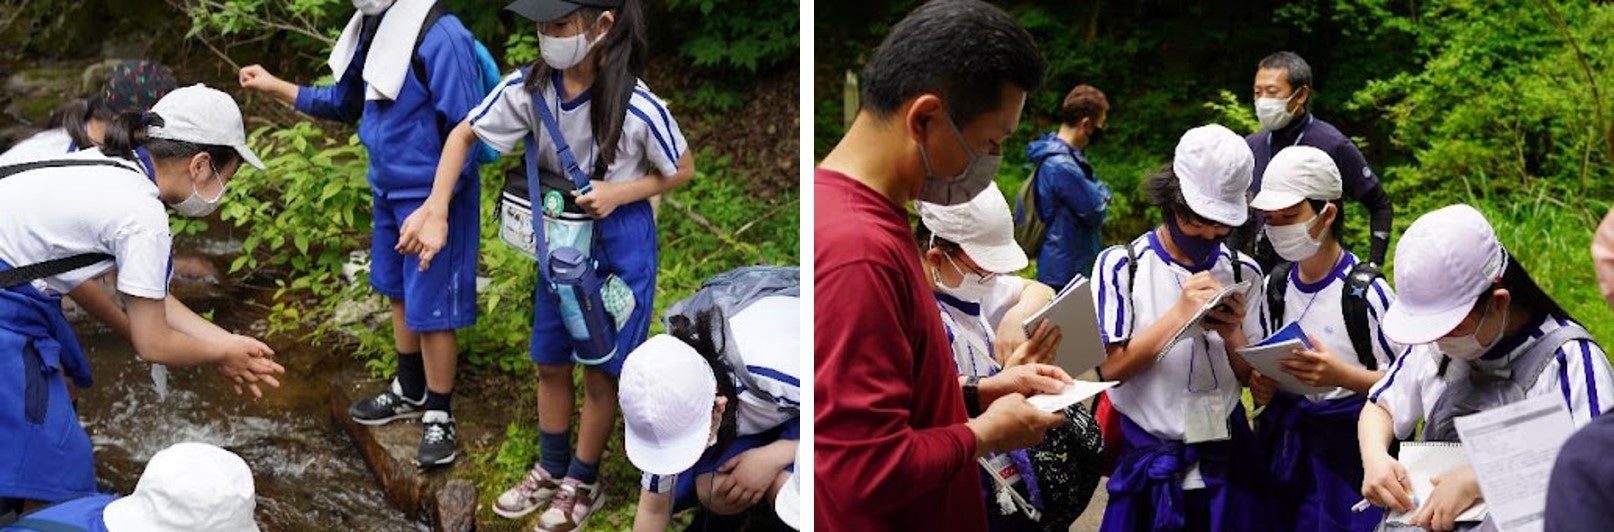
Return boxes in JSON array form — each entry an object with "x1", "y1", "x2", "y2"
[{"x1": 69, "y1": 235, "x2": 423, "y2": 531}]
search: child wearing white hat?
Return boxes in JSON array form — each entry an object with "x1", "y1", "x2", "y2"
[
  {"x1": 1089, "y1": 124, "x2": 1274, "y2": 531},
  {"x1": 1358, "y1": 204, "x2": 1614, "y2": 530},
  {"x1": 917, "y1": 182, "x2": 1106, "y2": 530},
  {"x1": 0, "y1": 85, "x2": 280, "y2": 510},
  {"x1": 4, "y1": 442, "x2": 258, "y2": 532},
  {"x1": 617, "y1": 268, "x2": 799, "y2": 531},
  {"x1": 1247, "y1": 146, "x2": 1398, "y2": 531}
]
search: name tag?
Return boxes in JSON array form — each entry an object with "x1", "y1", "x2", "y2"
[
  {"x1": 1183, "y1": 392, "x2": 1232, "y2": 444},
  {"x1": 499, "y1": 191, "x2": 540, "y2": 260}
]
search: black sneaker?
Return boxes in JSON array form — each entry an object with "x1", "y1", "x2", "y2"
[
  {"x1": 417, "y1": 410, "x2": 457, "y2": 467},
  {"x1": 348, "y1": 379, "x2": 425, "y2": 426}
]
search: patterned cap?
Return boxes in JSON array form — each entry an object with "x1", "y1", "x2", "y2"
[{"x1": 97, "y1": 61, "x2": 178, "y2": 117}]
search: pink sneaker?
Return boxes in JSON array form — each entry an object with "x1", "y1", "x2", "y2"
[{"x1": 493, "y1": 464, "x2": 562, "y2": 519}]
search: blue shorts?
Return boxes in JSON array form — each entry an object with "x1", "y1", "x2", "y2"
[
  {"x1": 369, "y1": 185, "x2": 480, "y2": 332},
  {"x1": 662, "y1": 426, "x2": 792, "y2": 512},
  {"x1": 529, "y1": 200, "x2": 656, "y2": 376}
]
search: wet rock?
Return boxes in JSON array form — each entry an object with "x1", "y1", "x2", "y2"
[
  {"x1": 331, "y1": 374, "x2": 484, "y2": 530},
  {"x1": 171, "y1": 255, "x2": 221, "y2": 284},
  {"x1": 433, "y1": 479, "x2": 477, "y2": 532}
]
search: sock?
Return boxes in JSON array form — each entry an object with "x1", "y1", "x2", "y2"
[
  {"x1": 396, "y1": 351, "x2": 425, "y2": 403},
  {"x1": 539, "y1": 431, "x2": 572, "y2": 479},
  {"x1": 567, "y1": 456, "x2": 600, "y2": 485},
  {"x1": 424, "y1": 389, "x2": 452, "y2": 413}
]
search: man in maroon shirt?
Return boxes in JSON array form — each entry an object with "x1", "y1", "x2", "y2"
[{"x1": 815, "y1": 1, "x2": 1071, "y2": 529}]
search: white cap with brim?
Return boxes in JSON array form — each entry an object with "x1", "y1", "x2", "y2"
[
  {"x1": 1250, "y1": 145, "x2": 1342, "y2": 211},
  {"x1": 1381, "y1": 204, "x2": 1508, "y2": 345},
  {"x1": 102, "y1": 442, "x2": 259, "y2": 532},
  {"x1": 146, "y1": 84, "x2": 265, "y2": 170},
  {"x1": 1173, "y1": 124, "x2": 1254, "y2": 226},
  {"x1": 620, "y1": 334, "x2": 717, "y2": 476},
  {"x1": 917, "y1": 181, "x2": 1028, "y2": 273}
]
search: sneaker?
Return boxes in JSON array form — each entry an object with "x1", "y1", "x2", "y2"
[
  {"x1": 348, "y1": 379, "x2": 424, "y2": 426},
  {"x1": 535, "y1": 478, "x2": 605, "y2": 531},
  {"x1": 493, "y1": 464, "x2": 562, "y2": 519},
  {"x1": 416, "y1": 410, "x2": 457, "y2": 467}
]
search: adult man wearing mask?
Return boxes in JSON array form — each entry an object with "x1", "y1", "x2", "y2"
[
  {"x1": 1234, "y1": 51, "x2": 1394, "y2": 271},
  {"x1": 815, "y1": 0, "x2": 1073, "y2": 529},
  {"x1": 1022, "y1": 84, "x2": 1112, "y2": 292}
]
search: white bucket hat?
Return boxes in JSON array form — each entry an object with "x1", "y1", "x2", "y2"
[
  {"x1": 102, "y1": 442, "x2": 259, "y2": 532},
  {"x1": 146, "y1": 84, "x2": 266, "y2": 170},
  {"x1": 620, "y1": 334, "x2": 718, "y2": 476},
  {"x1": 1381, "y1": 204, "x2": 1508, "y2": 345},
  {"x1": 917, "y1": 181, "x2": 1029, "y2": 273},
  {"x1": 1172, "y1": 124, "x2": 1254, "y2": 226},
  {"x1": 1250, "y1": 145, "x2": 1342, "y2": 211}
]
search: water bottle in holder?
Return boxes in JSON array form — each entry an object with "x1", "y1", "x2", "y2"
[{"x1": 548, "y1": 247, "x2": 617, "y2": 365}]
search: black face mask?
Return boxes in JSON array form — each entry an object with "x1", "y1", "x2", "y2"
[{"x1": 1087, "y1": 126, "x2": 1106, "y2": 146}]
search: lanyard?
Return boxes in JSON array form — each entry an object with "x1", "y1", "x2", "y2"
[
  {"x1": 1171, "y1": 270, "x2": 1222, "y2": 393},
  {"x1": 1266, "y1": 114, "x2": 1315, "y2": 153}
]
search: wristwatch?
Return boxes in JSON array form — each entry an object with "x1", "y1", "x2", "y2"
[{"x1": 963, "y1": 376, "x2": 983, "y2": 417}]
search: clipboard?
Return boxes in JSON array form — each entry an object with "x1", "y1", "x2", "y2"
[{"x1": 1021, "y1": 277, "x2": 1106, "y2": 377}]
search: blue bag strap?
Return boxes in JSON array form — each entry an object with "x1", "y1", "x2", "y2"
[
  {"x1": 529, "y1": 83, "x2": 593, "y2": 194},
  {"x1": 524, "y1": 132, "x2": 551, "y2": 286}
]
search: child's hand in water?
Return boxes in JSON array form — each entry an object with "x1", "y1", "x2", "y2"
[
  {"x1": 574, "y1": 181, "x2": 625, "y2": 219},
  {"x1": 396, "y1": 204, "x2": 449, "y2": 271}
]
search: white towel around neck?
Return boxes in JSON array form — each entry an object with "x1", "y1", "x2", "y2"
[{"x1": 327, "y1": 0, "x2": 438, "y2": 102}]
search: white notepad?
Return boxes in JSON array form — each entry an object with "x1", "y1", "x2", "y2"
[
  {"x1": 1384, "y1": 442, "x2": 1488, "y2": 526},
  {"x1": 1235, "y1": 321, "x2": 1333, "y2": 395},
  {"x1": 1157, "y1": 280, "x2": 1251, "y2": 360}
]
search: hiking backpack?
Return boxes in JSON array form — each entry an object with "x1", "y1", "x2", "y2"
[{"x1": 663, "y1": 266, "x2": 801, "y2": 416}]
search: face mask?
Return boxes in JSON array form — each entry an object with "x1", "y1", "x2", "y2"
[
  {"x1": 932, "y1": 254, "x2": 992, "y2": 303},
  {"x1": 539, "y1": 15, "x2": 606, "y2": 70},
  {"x1": 1087, "y1": 126, "x2": 1106, "y2": 146},
  {"x1": 1265, "y1": 206, "x2": 1329, "y2": 262},
  {"x1": 352, "y1": 0, "x2": 394, "y2": 16},
  {"x1": 1255, "y1": 91, "x2": 1301, "y2": 131},
  {"x1": 171, "y1": 164, "x2": 226, "y2": 218},
  {"x1": 1165, "y1": 215, "x2": 1224, "y2": 268},
  {"x1": 917, "y1": 114, "x2": 1002, "y2": 206},
  {"x1": 1435, "y1": 299, "x2": 1508, "y2": 361}
]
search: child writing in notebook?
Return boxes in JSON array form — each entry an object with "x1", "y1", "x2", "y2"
[
  {"x1": 1247, "y1": 146, "x2": 1398, "y2": 531},
  {"x1": 1359, "y1": 204, "x2": 1614, "y2": 531},
  {"x1": 395, "y1": 0, "x2": 693, "y2": 529}
]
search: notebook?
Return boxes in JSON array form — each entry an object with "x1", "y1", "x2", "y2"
[
  {"x1": 1021, "y1": 277, "x2": 1106, "y2": 377},
  {"x1": 1384, "y1": 442, "x2": 1488, "y2": 526},
  {"x1": 1157, "y1": 280, "x2": 1252, "y2": 360},
  {"x1": 1235, "y1": 321, "x2": 1331, "y2": 395}
]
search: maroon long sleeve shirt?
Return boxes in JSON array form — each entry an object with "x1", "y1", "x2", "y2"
[{"x1": 813, "y1": 168, "x2": 985, "y2": 531}]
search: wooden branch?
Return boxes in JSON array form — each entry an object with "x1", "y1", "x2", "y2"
[{"x1": 663, "y1": 195, "x2": 760, "y2": 257}]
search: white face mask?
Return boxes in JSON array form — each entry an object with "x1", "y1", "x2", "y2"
[
  {"x1": 539, "y1": 15, "x2": 606, "y2": 71},
  {"x1": 1436, "y1": 300, "x2": 1507, "y2": 361},
  {"x1": 171, "y1": 165, "x2": 226, "y2": 218},
  {"x1": 932, "y1": 254, "x2": 993, "y2": 303},
  {"x1": 352, "y1": 0, "x2": 394, "y2": 16},
  {"x1": 1255, "y1": 91, "x2": 1301, "y2": 131},
  {"x1": 1264, "y1": 206, "x2": 1329, "y2": 262}
]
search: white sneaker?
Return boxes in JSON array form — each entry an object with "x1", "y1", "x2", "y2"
[
  {"x1": 534, "y1": 478, "x2": 605, "y2": 531},
  {"x1": 493, "y1": 463, "x2": 562, "y2": 519}
]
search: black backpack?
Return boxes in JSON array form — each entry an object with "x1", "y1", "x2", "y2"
[{"x1": 1263, "y1": 261, "x2": 1384, "y2": 370}]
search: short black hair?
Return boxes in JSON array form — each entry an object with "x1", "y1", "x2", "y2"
[
  {"x1": 1258, "y1": 51, "x2": 1313, "y2": 90},
  {"x1": 860, "y1": 0, "x2": 1046, "y2": 125}
]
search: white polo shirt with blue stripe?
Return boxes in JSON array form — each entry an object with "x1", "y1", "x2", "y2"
[
  {"x1": 1269, "y1": 250, "x2": 1399, "y2": 402},
  {"x1": 1369, "y1": 314, "x2": 1614, "y2": 439},
  {"x1": 1089, "y1": 232, "x2": 1267, "y2": 441},
  {"x1": 642, "y1": 295, "x2": 801, "y2": 494},
  {"x1": 466, "y1": 69, "x2": 687, "y2": 183}
]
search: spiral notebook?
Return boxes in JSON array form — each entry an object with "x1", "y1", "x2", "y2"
[{"x1": 1383, "y1": 442, "x2": 1489, "y2": 526}]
